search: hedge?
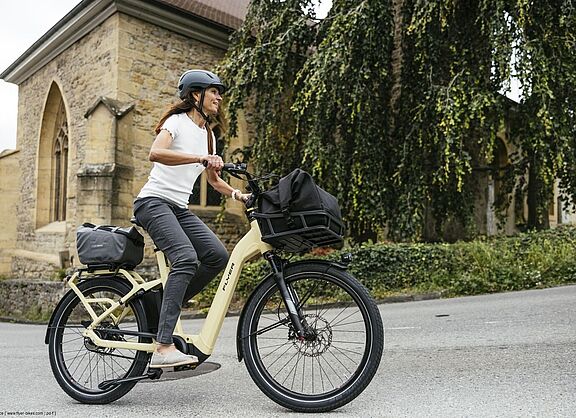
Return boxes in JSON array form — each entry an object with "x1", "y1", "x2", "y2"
[{"x1": 189, "y1": 225, "x2": 576, "y2": 309}]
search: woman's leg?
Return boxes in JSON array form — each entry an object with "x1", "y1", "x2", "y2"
[
  {"x1": 134, "y1": 198, "x2": 199, "y2": 345},
  {"x1": 173, "y1": 210, "x2": 229, "y2": 303}
]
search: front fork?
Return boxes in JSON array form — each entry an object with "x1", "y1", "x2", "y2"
[{"x1": 263, "y1": 252, "x2": 307, "y2": 340}]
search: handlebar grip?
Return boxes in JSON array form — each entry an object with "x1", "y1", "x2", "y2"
[{"x1": 202, "y1": 160, "x2": 247, "y2": 172}]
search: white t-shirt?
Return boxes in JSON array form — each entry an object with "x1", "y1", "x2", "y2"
[{"x1": 137, "y1": 113, "x2": 215, "y2": 208}]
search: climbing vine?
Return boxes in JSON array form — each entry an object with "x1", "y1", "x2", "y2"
[{"x1": 220, "y1": 0, "x2": 576, "y2": 242}]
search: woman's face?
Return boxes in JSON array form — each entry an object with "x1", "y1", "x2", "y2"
[{"x1": 195, "y1": 87, "x2": 222, "y2": 116}]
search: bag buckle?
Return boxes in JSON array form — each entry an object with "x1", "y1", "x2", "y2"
[{"x1": 282, "y1": 208, "x2": 296, "y2": 229}]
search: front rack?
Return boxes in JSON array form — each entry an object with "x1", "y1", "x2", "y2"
[{"x1": 252, "y1": 210, "x2": 344, "y2": 253}]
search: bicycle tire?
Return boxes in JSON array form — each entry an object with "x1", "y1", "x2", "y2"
[
  {"x1": 47, "y1": 277, "x2": 150, "y2": 404},
  {"x1": 240, "y1": 262, "x2": 384, "y2": 412}
]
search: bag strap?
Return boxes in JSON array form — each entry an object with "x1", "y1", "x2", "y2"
[
  {"x1": 278, "y1": 169, "x2": 305, "y2": 229},
  {"x1": 207, "y1": 125, "x2": 214, "y2": 155},
  {"x1": 86, "y1": 223, "x2": 142, "y2": 244},
  {"x1": 88, "y1": 224, "x2": 116, "y2": 231}
]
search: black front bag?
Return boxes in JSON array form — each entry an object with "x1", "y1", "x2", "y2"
[
  {"x1": 76, "y1": 223, "x2": 144, "y2": 269},
  {"x1": 255, "y1": 168, "x2": 345, "y2": 252}
]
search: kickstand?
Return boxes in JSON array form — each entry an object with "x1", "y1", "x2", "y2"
[{"x1": 98, "y1": 368, "x2": 163, "y2": 390}]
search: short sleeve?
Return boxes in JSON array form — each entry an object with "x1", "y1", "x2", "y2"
[{"x1": 161, "y1": 114, "x2": 179, "y2": 139}]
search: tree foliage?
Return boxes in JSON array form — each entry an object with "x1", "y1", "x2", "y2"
[{"x1": 220, "y1": 0, "x2": 576, "y2": 242}]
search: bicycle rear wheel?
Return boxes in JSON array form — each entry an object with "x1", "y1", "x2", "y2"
[
  {"x1": 240, "y1": 262, "x2": 384, "y2": 412},
  {"x1": 47, "y1": 277, "x2": 150, "y2": 404}
]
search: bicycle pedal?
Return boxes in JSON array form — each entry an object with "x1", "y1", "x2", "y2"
[{"x1": 174, "y1": 363, "x2": 198, "y2": 372}]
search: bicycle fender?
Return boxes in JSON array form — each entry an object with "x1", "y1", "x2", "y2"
[
  {"x1": 44, "y1": 287, "x2": 77, "y2": 344},
  {"x1": 235, "y1": 259, "x2": 347, "y2": 361},
  {"x1": 286, "y1": 258, "x2": 349, "y2": 271}
]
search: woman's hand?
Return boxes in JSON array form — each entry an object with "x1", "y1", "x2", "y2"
[
  {"x1": 231, "y1": 189, "x2": 251, "y2": 204},
  {"x1": 239, "y1": 193, "x2": 251, "y2": 203},
  {"x1": 202, "y1": 155, "x2": 224, "y2": 171}
]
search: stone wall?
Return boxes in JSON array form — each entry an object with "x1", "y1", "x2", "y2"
[
  {"x1": 0, "y1": 150, "x2": 21, "y2": 274},
  {"x1": 8, "y1": 12, "x2": 249, "y2": 279},
  {"x1": 13, "y1": 16, "x2": 121, "y2": 276},
  {"x1": 0, "y1": 280, "x2": 67, "y2": 322}
]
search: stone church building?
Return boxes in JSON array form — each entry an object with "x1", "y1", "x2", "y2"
[
  {"x1": 0, "y1": 0, "x2": 574, "y2": 284},
  {"x1": 0, "y1": 0, "x2": 251, "y2": 280}
]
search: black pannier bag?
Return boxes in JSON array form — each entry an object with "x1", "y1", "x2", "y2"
[
  {"x1": 254, "y1": 168, "x2": 345, "y2": 252},
  {"x1": 76, "y1": 223, "x2": 144, "y2": 269}
]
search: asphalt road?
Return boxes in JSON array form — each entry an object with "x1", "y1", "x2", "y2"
[{"x1": 0, "y1": 285, "x2": 574, "y2": 417}]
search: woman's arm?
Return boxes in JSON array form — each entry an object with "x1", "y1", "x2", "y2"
[
  {"x1": 205, "y1": 168, "x2": 250, "y2": 202},
  {"x1": 149, "y1": 129, "x2": 219, "y2": 166}
]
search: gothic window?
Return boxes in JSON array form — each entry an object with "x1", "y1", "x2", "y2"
[
  {"x1": 52, "y1": 103, "x2": 68, "y2": 221},
  {"x1": 37, "y1": 82, "x2": 69, "y2": 228}
]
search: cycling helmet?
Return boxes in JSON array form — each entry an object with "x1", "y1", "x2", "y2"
[{"x1": 178, "y1": 69, "x2": 226, "y2": 100}]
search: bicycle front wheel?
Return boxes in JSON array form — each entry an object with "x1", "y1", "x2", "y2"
[
  {"x1": 240, "y1": 262, "x2": 384, "y2": 412},
  {"x1": 47, "y1": 277, "x2": 150, "y2": 404}
]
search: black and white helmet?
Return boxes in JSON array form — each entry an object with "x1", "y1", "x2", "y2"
[{"x1": 178, "y1": 69, "x2": 226, "y2": 100}]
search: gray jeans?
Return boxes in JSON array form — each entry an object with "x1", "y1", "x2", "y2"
[{"x1": 134, "y1": 197, "x2": 229, "y2": 344}]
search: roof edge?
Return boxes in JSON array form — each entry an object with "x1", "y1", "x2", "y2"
[
  {"x1": 0, "y1": 0, "x2": 117, "y2": 84},
  {"x1": 84, "y1": 96, "x2": 135, "y2": 119},
  {"x1": 0, "y1": 149, "x2": 20, "y2": 159},
  {"x1": 1, "y1": 0, "x2": 234, "y2": 85}
]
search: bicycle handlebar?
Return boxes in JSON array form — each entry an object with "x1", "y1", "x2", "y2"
[
  {"x1": 202, "y1": 160, "x2": 247, "y2": 172},
  {"x1": 202, "y1": 161, "x2": 259, "y2": 205}
]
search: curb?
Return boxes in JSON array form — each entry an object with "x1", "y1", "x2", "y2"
[
  {"x1": 0, "y1": 291, "x2": 445, "y2": 324},
  {"x1": 374, "y1": 291, "x2": 444, "y2": 304},
  {"x1": 176, "y1": 291, "x2": 445, "y2": 321}
]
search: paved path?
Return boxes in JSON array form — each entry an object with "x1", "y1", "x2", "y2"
[{"x1": 0, "y1": 285, "x2": 574, "y2": 417}]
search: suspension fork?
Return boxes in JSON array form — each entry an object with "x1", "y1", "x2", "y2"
[{"x1": 263, "y1": 252, "x2": 307, "y2": 339}]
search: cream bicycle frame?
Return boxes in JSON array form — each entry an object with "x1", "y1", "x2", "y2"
[{"x1": 68, "y1": 219, "x2": 273, "y2": 355}]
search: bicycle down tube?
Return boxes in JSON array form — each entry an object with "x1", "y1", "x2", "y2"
[{"x1": 72, "y1": 219, "x2": 273, "y2": 355}]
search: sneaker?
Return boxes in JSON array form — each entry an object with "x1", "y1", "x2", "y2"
[{"x1": 149, "y1": 350, "x2": 199, "y2": 368}]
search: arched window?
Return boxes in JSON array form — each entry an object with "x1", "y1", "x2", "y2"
[
  {"x1": 37, "y1": 82, "x2": 69, "y2": 228},
  {"x1": 51, "y1": 102, "x2": 68, "y2": 221}
]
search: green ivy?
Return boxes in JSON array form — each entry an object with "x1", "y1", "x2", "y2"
[
  {"x1": 220, "y1": 0, "x2": 576, "y2": 241},
  {"x1": 189, "y1": 225, "x2": 576, "y2": 309}
]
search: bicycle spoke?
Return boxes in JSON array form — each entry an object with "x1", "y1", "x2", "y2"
[
  {"x1": 331, "y1": 339, "x2": 366, "y2": 345},
  {"x1": 317, "y1": 356, "x2": 329, "y2": 390},
  {"x1": 70, "y1": 350, "x2": 90, "y2": 377},
  {"x1": 289, "y1": 351, "x2": 304, "y2": 390},
  {"x1": 328, "y1": 347, "x2": 353, "y2": 375},
  {"x1": 258, "y1": 341, "x2": 292, "y2": 351},
  {"x1": 331, "y1": 344, "x2": 365, "y2": 357},
  {"x1": 267, "y1": 343, "x2": 299, "y2": 371},
  {"x1": 257, "y1": 336, "x2": 292, "y2": 341},
  {"x1": 330, "y1": 321, "x2": 366, "y2": 329},
  {"x1": 318, "y1": 353, "x2": 344, "y2": 387},
  {"x1": 331, "y1": 314, "x2": 362, "y2": 328},
  {"x1": 301, "y1": 354, "x2": 306, "y2": 393}
]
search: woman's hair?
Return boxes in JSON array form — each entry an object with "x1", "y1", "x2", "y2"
[
  {"x1": 154, "y1": 95, "x2": 194, "y2": 135},
  {"x1": 155, "y1": 91, "x2": 215, "y2": 154}
]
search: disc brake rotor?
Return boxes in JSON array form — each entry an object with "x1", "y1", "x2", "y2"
[{"x1": 290, "y1": 314, "x2": 333, "y2": 357}]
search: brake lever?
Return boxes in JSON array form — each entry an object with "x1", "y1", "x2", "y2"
[{"x1": 244, "y1": 193, "x2": 256, "y2": 208}]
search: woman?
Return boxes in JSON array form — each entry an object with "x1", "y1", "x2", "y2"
[{"x1": 134, "y1": 70, "x2": 249, "y2": 368}]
